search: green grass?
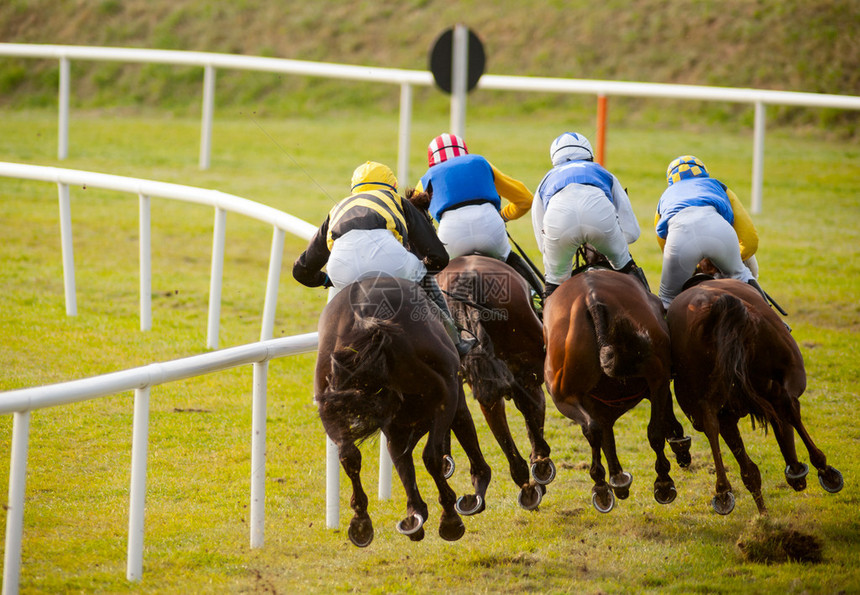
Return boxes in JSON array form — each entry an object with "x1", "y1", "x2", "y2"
[{"x1": 0, "y1": 108, "x2": 858, "y2": 593}]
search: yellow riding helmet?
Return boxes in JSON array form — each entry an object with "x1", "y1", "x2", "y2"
[
  {"x1": 666, "y1": 155, "x2": 709, "y2": 186},
  {"x1": 350, "y1": 161, "x2": 398, "y2": 193}
]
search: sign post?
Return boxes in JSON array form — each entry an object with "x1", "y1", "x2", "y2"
[{"x1": 429, "y1": 26, "x2": 486, "y2": 138}]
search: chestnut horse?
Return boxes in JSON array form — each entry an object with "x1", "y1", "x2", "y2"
[
  {"x1": 543, "y1": 256, "x2": 691, "y2": 513},
  {"x1": 666, "y1": 278, "x2": 843, "y2": 515},
  {"x1": 315, "y1": 276, "x2": 491, "y2": 547},
  {"x1": 438, "y1": 255, "x2": 556, "y2": 510}
]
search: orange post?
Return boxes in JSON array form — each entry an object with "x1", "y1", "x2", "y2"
[{"x1": 596, "y1": 94, "x2": 607, "y2": 166}]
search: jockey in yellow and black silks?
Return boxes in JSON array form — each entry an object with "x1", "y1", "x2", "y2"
[{"x1": 292, "y1": 161, "x2": 475, "y2": 356}]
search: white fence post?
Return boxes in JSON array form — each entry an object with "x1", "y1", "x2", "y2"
[
  {"x1": 260, "y1": 227, "x2": 285, "y2": 342},
  {"x1": 207, "y1": 207, "x2": 227, "y2": 350},
  {"x1": 3, "y1": 410, "x2": 31, "y2": 595},
  {"x1": 127, "y1": 386, "x2": 151, "y2": 582},
  {"x1": 58, "y1": 56, "x2": 69, "y2": 160},
  {"x1": 751, "y1": 101, "x2": 766, "y2": 215},
  {"x1": 397, "y1": 83, "x2": 413, "y2": 188},
  {"x1": 139, "y1": 194, "x2": 152, "y2": 331},
  {"x1": 250, "y1": 361, "x2": 268, "y2": 548},
  {"x1": 200, "y1": 64, "x2": 215, "y2": 171},
  {"x1": 57, "y1": 182, "x2": 77, "y2": 316}
]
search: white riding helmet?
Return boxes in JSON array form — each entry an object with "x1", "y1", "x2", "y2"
[{"x1": 550, "y1": 132, "x2": 594, "y2": 166}]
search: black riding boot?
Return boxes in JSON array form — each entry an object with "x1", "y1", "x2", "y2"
[
  {"x1": 543, "y1": 282, "x2": 559, "y2": 301},
  {"x1": 420, "y1": 274, "x2": 477, "y2": 357},
  {"x1": 619, "y1": 258, "x2": 651, "y2": 292},
  {"x1": 505, "y1": 251, "x2": 545, "y2": 315}
]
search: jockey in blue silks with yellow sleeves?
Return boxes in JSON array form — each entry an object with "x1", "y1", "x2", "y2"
[{"x1": 413, "y1": 133, "x2": 544, "y2": 300}]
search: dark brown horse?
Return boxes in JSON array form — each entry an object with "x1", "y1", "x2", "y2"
[
  {"x1": 543, "y1": 256, "x2": 691, "y2": 513},
  {"x1": 315, "y1": 276, "x2": 491, "y2": 547},
  {"x1": 438, "y1": 255, "x2": 555, "y2": 510},
  {"x1": 666, "y1": 278, "x2": 843, "y2": 515}
]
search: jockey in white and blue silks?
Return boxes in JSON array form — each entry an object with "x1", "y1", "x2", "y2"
[
  {"x1": 655, "y1": 155, "x2": 760, "y2": 309},
  {"x1": 532, "y1": 132, "x2": 647, "y2": 297}
]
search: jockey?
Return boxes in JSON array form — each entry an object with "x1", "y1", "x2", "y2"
[
  {"x1": 655, "y1": 155, "x2": 761, "y2": 309},
  {"x1": 413, "y1": 133, "x2": 545, "y2": 302},
  {"x1": 532, "y1": 132, "x2": 648, "y2": 299},
  {"x1": 292, "y1": 161, "x2": 476, "y2": 356}
]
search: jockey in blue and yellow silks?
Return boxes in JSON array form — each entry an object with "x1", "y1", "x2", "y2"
[
  {"x1": 292, "y1": 161, "x2": 476, "y2": 355},
  {"x1": 413, "y1": 133, "x2": 544, "y2": 300},
  {"x1": 654, "y1": 155, "x2": 761, "y2": 308},
  {"x1": 532, "y1": 132, "x2": 647, "y2": 298}
]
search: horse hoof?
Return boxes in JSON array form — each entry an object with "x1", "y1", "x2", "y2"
[
  {"x1": 517, "y1": 485, "x2": 543, "y2": 511},
  {"x1": 396, "y1": 513, "x2": 425, "y2": 538},
  {"x1": 531, "y1": 459, "x2": 557, "y2": 486},
  {"x1": 348, "y1": 517, "x2": 374, "y2": 548},
  {"x1": 442, "y1": 455, "x2": 455, "y2": 480},
  {"x1": 609, "y1": 471, "x2": 633, "y2": 499},
  {"x1": 439, "y1": 516, "x2": 466, "y2": 542},
  {"x1": 591, "y1": 486, "x2": 615, "y2": 513},
  {"x1": 785, "y1": 462, "x2": 809, "y2": 491},
  {"x1": 654, "y1": 483, "x2": 677, "y2": 505},
  {"x1": 455, "y1": 494, "x2": 485, "y2": 516},
  {"x1": 711, "y1": 491, "x2": 735, "y2": 515},
  {"x1": 818, "y1": 466, "x2": 844, "y2": 493},
  {"x1": 668, "y1": 436, "x2": 693, "y2": 468}
]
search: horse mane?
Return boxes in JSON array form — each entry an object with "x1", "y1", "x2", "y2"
[
  {"x1": 704, "y1": 293, "x2": 779, "y2": 432},
  {"x1": 585, "y1": 286, "x2": 650, "y2": 377},
  {"x1": 318, "y1": 316, "x2": 403, "y2": 444}
]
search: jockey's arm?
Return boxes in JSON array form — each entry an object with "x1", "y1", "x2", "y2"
[
  {"x1": 610, "y1": 177, "x2": 640, "y2": 243},
  {"x1": 292, "y1": 217, "x2": 332, "y2": 287},
  {"x1": 402, "y1": 199, "x2": 449, "y2": 273},
  {"x1": 726, "y1": 187, "x2": 759, "y2": 260},
  {"x1": 490, "y1": 164, "x2": 533, "y2": 222}
]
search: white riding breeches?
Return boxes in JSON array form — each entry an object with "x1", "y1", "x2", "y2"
[
  {"x1": 326, "y1": 228, "x2": 427, "y2": 292},
  {"x1": 437, "y1": 202, "x2": 511, "y2": 260},
  {"x1": 658, "y1": 206, "x2": 754, "y2": 307},
  {"x1": 534, "y1": 184, "x2": 632, "y2": 285}
]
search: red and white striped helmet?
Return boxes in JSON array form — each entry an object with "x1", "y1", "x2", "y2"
[{"x1": 427, "y1": 133, "x2": 469, "y2": 167}]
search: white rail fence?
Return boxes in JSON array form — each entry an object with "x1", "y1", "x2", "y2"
[
  {"x1": 2, "y1": 43, "x2": 860, "y2": 213},
  {"x1": 0, "y1": 164, "x2": 389, "y2": 592},
  {"x1": 0, "y1": 162, "x2": 317, "y2": 349},
  {"x1": 0, "y1": 331, "x2": 319, "y2": 593}
]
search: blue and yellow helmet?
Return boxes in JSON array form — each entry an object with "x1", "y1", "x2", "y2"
[{"x1": 666, "y1": 155, "x2": 709, "y2": 186}]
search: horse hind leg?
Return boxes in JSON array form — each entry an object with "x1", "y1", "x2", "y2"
[
  {"x1": 775, "y1": 397, "x2": 844, "y2": 494},
  {"x1": 387, "y1": 429, "x2": 429, "y2": 542},
  {"x1": 423, "y1": 415, "x2": 466, "y2": 542},
  {"x1": 582, "y1": 419, "x2": 615, "y2": 513},
  {"x1": 450, "y1": 385, "x2": 491, "y2": 516},
  {"x1": 600, "y1": 424, "x2": 633, "y2": 500},
  {"x1": 513, "y1": 381, "x2": 556, "y2": 487},
  {"x1": 719, "y1": 413, "x2": 766, "y2": 515},
  {"x1": 647, "y1": 387, "x2": 678, "y2": 505},
  {"x1": 338, "y1": 441, "x2": 374, "y2": 547},
  {"x1": 702, "y1": 410, "x2": 736, "y2": 515}
]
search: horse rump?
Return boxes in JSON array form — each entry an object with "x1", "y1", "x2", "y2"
[
  {"x1": 318, "y1": 316, "x2": 403, "y2": 444},
  {"x1": 586, "y1": 295, "x2": 651, "y2": 378},
  {"x1": 703, "y1": 292, "x2": 777, "y2": 431}
]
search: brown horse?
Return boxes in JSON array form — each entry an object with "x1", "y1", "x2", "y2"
[
  {"x1": 543, "y1": 257, "x2": 691, "y2": 513},
  {"x1": 666, "y1": 278, "x2": 843, "y2": 515},
  {"x1": 438, "y1": 255, "x2": 555, "y2": 510},
  {"x1": 315, "y1": 276, "x2": 492, "y2": 547}
]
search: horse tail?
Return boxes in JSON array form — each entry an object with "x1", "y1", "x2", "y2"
[
  {"x1": 585, "y1": 288, "x2": 651, "y2": 378},
  {"x1": 705, "y1": 293, "x2": 777, "y2": 431},
  {"x1": 317, "y1": 316, "x2": 402, "y2": 445}
]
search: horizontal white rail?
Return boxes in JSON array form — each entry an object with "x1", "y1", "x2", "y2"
[
  {"x1": 0, "y1": 162, "x2": 317, "y2": 349},
  {"x1": 3, "y1": 43, "x2": 858, "y2": 212}
]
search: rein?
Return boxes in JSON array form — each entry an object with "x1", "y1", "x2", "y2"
[{"x1": 506, "y1": 231, "x2": 545, "y2": 282}]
